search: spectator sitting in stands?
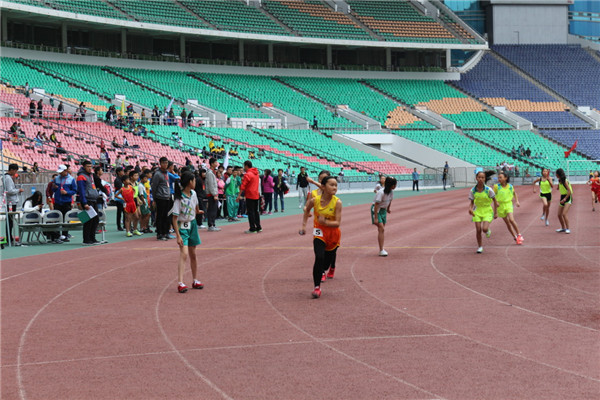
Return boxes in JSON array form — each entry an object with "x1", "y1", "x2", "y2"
[
  {"x1": 35, "y1": 131, "x2": 43, "y2": 147},
  {"x1": 123, "y1": 136, "x2": 129, "y2": 148},
  {"x1": 112, "y1": 136, "x2": 119, "y2": 148},
  {"x1": 56, "y1": 141, "x2": 67, "y2": 154},
  {"x1": 172, "y1": 132, "x2": 180, "y2": 142},
  {"x1": 525, "y1": 147, "x2": 531, "y2": 158},
  {"x1": 49, "y1": 130, "x2": 58, "y2": 144},
  {"x1": 41, "y1": 131, "x2": 49, "y2": 143},
  {"x1": 10, "y1": 130, "x2": 21, "y2": 145},
  {"x1": 9, "y1": 122, "x2": 19, "y2": 134},
  {"x1": 249, "y1": 151, "x2": 255, "y2": 159}
]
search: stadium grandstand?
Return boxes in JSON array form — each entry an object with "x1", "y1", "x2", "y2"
[{"x1": 0, "y1": 0, "x2": 598, "y2": 188}]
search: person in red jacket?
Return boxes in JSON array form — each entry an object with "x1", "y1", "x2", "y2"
[{"x1": 237, "y1": 160, "x2": 262, "y2": 233}]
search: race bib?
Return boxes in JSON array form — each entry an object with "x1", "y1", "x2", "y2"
[
  {"x1": 313, "y1": 228, "x2": 323, "y2": 237},
  {"x1": 180, "y1": 221, "x2": 190, "y2": 230}
]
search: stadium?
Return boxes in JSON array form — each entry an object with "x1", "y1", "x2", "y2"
[{"x1": 1, "y1": 1, "x2": 599, "y2": 399}]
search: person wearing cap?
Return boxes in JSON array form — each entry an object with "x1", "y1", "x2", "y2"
[
  {"x1": 2, "y1": 164, "x2": 24, "y2": 245},
  {"x1": 77, "y1": 160, "x2": 100, "y2": 245},
  {"x1": 53, "y1": 164, "x2": 77, "y2": 242}
]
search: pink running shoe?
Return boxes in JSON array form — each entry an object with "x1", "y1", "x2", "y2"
[
  {"x1": 178, "y1": 283, "x2": 188, "y2": 293},
  {"x1": 312, "y1": 287, "x2": 321, "y2": 299},
  {"x1": 326, "y1": 268, "x2": 335, "y2": 279}
]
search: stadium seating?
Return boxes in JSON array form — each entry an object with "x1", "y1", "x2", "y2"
[
  {"x1": 541, "y1": 130, "x2": 600, "y2": 160},
  {"x1": 493, "y1": 44, "x2": 600, "y2": 110},
  {"x1": 0, "y1": 85, "x2": 60, "y2": 118},
  {"x1": 111, "y1": 68, "x2": 269, "y2": 119},
  {"x1": 396, "y1": 129, "x2": 529, "y2": 170},
  {"x1": 348, "y1": 0, "x2": 460, "y2": 43},
  {"x1": 452, "y1": 53, "x2": 589, "y2": 129},
  {"x1": 369, "y1": 79, "x2": 511, "y2": 129},
  {"x1": 199, "y1": 73, "x2": 358, "y2": 128},
  {"x1": 180, "y1": 0, "x2": 289, "y2": 35},
  {"x1": 0, "y1": 58, "x2": 111, "y2": 113},
  {"x1": 263, "y1": 0, "x2": 371, "y2": 40},
  {"x1": 279, "y1": 76, "x2": 432, "y2": 129},
  {"x1": 107, "y1": 0, "x2": 210, "y2": 29},
  {"x1": 464, "y1": 130, "x2": 597, "y2": 171}
]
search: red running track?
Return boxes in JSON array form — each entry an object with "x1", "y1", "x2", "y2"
[{"x1": 1, "y1": 185, "x2": 599, "y2": 399}]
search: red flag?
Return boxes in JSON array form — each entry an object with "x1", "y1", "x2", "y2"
[{"x1": 564, "y1": 140, "x2": 578, "y2": 158}]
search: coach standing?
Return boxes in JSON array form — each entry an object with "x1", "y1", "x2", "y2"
[
  {"x1": 151, "y1": 157, "x2": 172, "y2": 241},
  {"x1": 412, "y1": 168, "x2": 419, "y2": 191},
  {"x1": 238, "y1": 160, "x2": 261, "y2": 234},
  {"x1": 77, "y1": 160, "x2": 100, "y2": 245}
]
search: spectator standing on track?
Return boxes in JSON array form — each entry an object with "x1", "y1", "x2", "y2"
[
  {"x1": 113, "y1": 167, "x2": 126, "y2": 231},
  {"x1": 442, "y1": 161, "x2": 449, "y2": 190},
  {"x1": 225, "y1": 166, "x2": 241, "y2": 222},
  {"x1": 261, "y1": 169, "x2": 274, "y2": 215},
  {"x1": 77, "y1": 160, "x2": 100, "y2": 245},
  {"x1": 412, "y1": 168, "x2": 419, "y2": 191},
  {"x1": 53, "y1": 164, "x2": 76, "y2": 242},
  {"x1": 238, "y1": 160, "x2": 261, "y2": 234},
  {"x1": 372, "y1": 177, "x2": 397, "y2": 257},
  {"x1": 151, "y1": 157, "x2": 172, "y2": 241},
  {"x1": 273, "y1": 168, "x2": 287, "y2": 213},
  {"x1": 2, "y1": 164, "x2": 24, "y2": 245},
  {"x1": 296, "y1": 166, "x2": 309, "y2": 209},
  {"x1": 204, "y1": 158, "x2": 220, "y2": 232},
  {"x1": 172, "y1": 171, "x2": 204, "y2": 294}
]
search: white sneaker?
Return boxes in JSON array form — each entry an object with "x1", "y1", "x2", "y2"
[
  {"x1": 556, "y1": 228, "x2": 565, "y2": 233},
  {"x1": 59, "y1": 235, "x2": 66, "y2": 240},
  {"x1": 477, "y1": 247, "x2": 483, "y2": 253},
  {"x1": 485, "y1": 229, "x2": 491, "y2": 238},
  {"x1": 545, "y1": 220, "x2": 550, "y2": 226},
  {"x1": 199, "y1": 225, "x2": 207, "y2": 229},
  {"x1": 565, "y1": 229, "x2": 571, "y2": 234},
  {"x1": 379, "y1": 249, "x2": 388, "y2": 257},
  {"x1": 540, "y1": 214, "x2": 545, "y2": 221}
]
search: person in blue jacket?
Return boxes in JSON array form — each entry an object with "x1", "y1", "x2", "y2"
[{"x1": 53, "y1": 164, "x2": 77, "y2": 242}]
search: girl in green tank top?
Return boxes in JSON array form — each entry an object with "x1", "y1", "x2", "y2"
[
  {"x1": 555, "y1": 168, "x2": 573, "y2": 233},
  {"x1": 532, "y1": 168, "x2": 553, "y2": 226}
]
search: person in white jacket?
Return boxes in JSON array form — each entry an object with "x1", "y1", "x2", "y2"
[{"x1": 3, "y1": 164, "x2": 24, "y2": 244}]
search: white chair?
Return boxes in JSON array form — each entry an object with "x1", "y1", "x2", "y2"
[
  {"x1": 41, "y1": 210, "x2": 63, "y2": 241},
  {"x1": 18, "y1": 211, "x2": 43, "y2": 244},
  {"x1": 62, "y1": 209, "x2": 84, "y2": 232}
]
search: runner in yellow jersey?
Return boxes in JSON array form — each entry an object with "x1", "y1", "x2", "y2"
[
  {"x1": 469, "y1": 170, "x2": 498, "y2": 254},
  {"x1": 555, "y1": 168, "x2": 573, "y2": 234},
  {"x1": 300, "y1": 176, "x2": 342, "y2": 298},
  {"x1": 532, "y1": 168, "x2": 553, "y2": 226},
  {"x1": 494, "y1": 171, "x2": 524, "y2": 245}
]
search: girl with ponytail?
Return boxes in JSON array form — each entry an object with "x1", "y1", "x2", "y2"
[{"x1": 469, "y1": 170, "x2": 498, "y2": 254}]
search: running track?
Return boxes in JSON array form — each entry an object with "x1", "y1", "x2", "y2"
[{"x1": 1, "y1": 185, "x2": 599, "y2": 399}]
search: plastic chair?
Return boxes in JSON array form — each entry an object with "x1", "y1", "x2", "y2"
[{"x1": 18, "y1": 211, "x2": 43, "y2": 244}]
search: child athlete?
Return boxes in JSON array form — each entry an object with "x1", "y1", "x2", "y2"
[
  {"x1": 587, "y1": 170, "x2": 599, "y2": 212},
  {"x1": 301, "y1": 170, "x2": 334, "y2": 282},
  {"x1": 555, "y1": 168, "x2": 573, "y2": 234},
  {"x1": 372, "y1": 177, "x2": 397, "y2": 256},
  {"x1": 469, "y1": 170, "x2": 498, "y2": 254},
  {"x1": 171, "y1": 171, "x2": 205, "y2": 293},
  {"x1": 300, "y1": 176, "x2": 342, "y2": 298},
  {"x1": 115, "y1": 173, "x2": 141, "y2": 237},
  {"x1": 494, "y1": 172, "x2": 523, "y2": 245},
  {"x1": 532, "y1": 168, "x2": 553, "y2": 226}
]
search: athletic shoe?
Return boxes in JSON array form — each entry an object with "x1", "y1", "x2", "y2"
[
  {"x1": 59, "y1": 235, "x2": 66, "y2": 240},
  {"x1": 311, "y1": 287, "x2": 321, "y2": 298},
  {"x1": 556, "y1": 228, "x2": 565, "y2": 233},
  {"x1": 52, "y1": 239, "x2": 63, "y2": 244},
  {"x1": 178, "y1": 283, "x2": 188, "y2": 293},
  {"x1": 540, "y1": 214, "x2": 545, "y2": 221},
  {"x1": 321, "y1": 273, "x2": 326, "y2": 283},
  {"x1": 516, "y1": 234, "x2": 524, "y2": 245},
  {"x1": 228, "y1": 218, "x2": 234, "y2": 222},
  {"x1": 159, "y1": 236, "x2": 168, "y2": 241},
  {"x1": 133, "y1": 230, "x2": 142, "y2": 236},
  {"x1": 545, "y1": 220, "x2": 550, "y2": 226},
  {"x1": 192, "y1": 280, "x2": 204, "y2": 289},
  {"x1": 565, "y1": 229, "x2": 571, "y2": 234},
  {"x1": 244, "y1": 230, "x2": 257, "y2": 234},
  {"x1": 258, "y1": 228, "x2": 263, "y2": 233},
  {"x1": 117, "y1": 227, "x2": 124, "y2": 231},
  {"x1": 379, "y1": 249, "x2": 388, "y2": 257},
  {"x1": 199, "y1": 225, "x2": 207, "y2": 229},
  {"x1": 143, "y1": 228, "x2": 153, "y2": 234},
  {"x1": 326, "y1": 268, "x2": 335, "y2": 279},
  {"x1": 477, "y1": 247, "x2": 483, "y2": 254},
  {"x1": 61, "y1": 238, "x2": 70, "y2": 243},
  {"x1": 208, "y1": 227, "x2": 221, "y2": 232},
  {"x1": 126, "y1": 232, "x2": 133, "y2": 237},
  {"x1": 168, "y1": 234, "x2": 175, "y2": 239},
  {"x1": 273, "y1": 210, "x2": 278, "y2": 213},
  {"x1": 67, "y1": 234, "x2": 73, "y2": 239},
  {"x1": 90, "y1": 240, "x2": 101, "y2": 245},
  {"x1": 485, "y1": 229, "x2": 491, "y2": 238},
  {"x1": 242, "y1": 214, "x2": 248, "y2": 218}
]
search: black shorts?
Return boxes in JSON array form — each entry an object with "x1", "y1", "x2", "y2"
[
  {"x1": 540, "y1": 192, "x2": 552, "y2": 201},
  {"x1": 560, "y1": 194, "x2": 572, "y2": 206}
]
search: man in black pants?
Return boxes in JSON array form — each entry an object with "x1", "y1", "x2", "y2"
[
  {"x1": 238, "y1": 161, "x2": 261, "y2": 233},
  {"x1": 52, "y1": 164, "x2": 77, "y2": 242},
  {"x1": 113, "y1": 167, "x2": 125, "y2": 231},
  {"x1": 76, "y1": 161, "x2": 100, "y2": 245},
  {"x1": 150, "y1": 157, "x2": 172, "y2": 241},
  {"x1": 204, "y1": 158, "x2": 221, "y2": 232}
]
